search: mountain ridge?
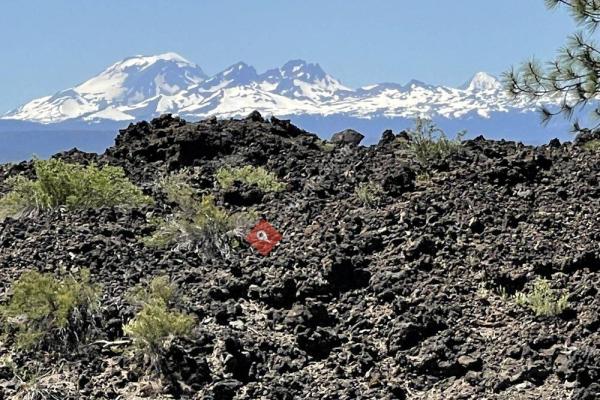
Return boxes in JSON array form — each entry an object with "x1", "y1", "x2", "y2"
[{"x1": 2, "y1": 52, "x2": 547, "y2": 125}]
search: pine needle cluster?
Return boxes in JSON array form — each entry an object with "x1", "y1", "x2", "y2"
[{"x1": 504, "y1": 0, "x2": 600, "y2": 129}]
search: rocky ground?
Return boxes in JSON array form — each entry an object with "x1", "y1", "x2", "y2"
[{"x1": 0, "y1": 113, "x2": 598, "y2": 399}]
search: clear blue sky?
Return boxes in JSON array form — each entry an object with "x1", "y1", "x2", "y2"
[{"x1": 0, "y1": 0, "x2": 576, "y2": 113}]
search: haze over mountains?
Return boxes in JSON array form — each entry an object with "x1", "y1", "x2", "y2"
[{"x1": 0, "y1": 52, "x2": 583, "y2": 161}]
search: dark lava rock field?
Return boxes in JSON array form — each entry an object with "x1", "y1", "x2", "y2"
[{"x1": 0, "y1": 113, "x2": 598, "y2": 399}]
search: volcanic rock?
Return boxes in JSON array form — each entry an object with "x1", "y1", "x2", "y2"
[
  {"x1": 0, "y1": 114, "x2": 598, "y2": 399},
  {"x1": 330, "y1": 129, "x2": 365, "y2": 146}
]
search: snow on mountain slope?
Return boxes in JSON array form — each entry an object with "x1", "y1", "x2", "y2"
[
  {"x1": 259, "y1": 59, "x2": 352, "y2": 101},
  {"x1": 2, "y1": 53, "x2": 554, "y2": 125},
  {"x1": 5, "y1": 53, "x2": 207, "y2": 123},
  {"x1": 461, "y1": 72, "x2": 502, "y2": 92}
]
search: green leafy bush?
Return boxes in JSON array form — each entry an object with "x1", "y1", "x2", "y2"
[
  {"x1": 144, "y1": 174, "x2": 256, "y2": 256},
  {"x1": 0, "y1": 158, "x2": 151, "y2": 220},
  {"x1": 123, "y1": 277, "x2": 195, "y2": 362},
  {"x1": 216, "y1": 165, "x2": 285, "y2": 192},
  {"x1": 0, "y1": 269, "x2": 101, "y2": 349},
  {"x1": 514, "y1": 278, "x2": 569, "y2": 317},
  {"x1": 355, "y1": 182, "x2": 382, "y2": 206},
  {"x1": 407, "y1": 118, "x2": 464, "y2": 165}
]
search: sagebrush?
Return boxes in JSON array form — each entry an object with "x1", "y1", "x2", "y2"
[
  {"x1": 143, "y1": 193, "x2": 234, "y2": 254},
  {"x1": 514, "y1": 278, "x2": 569, "y2": 317},
  {"x1": 355, "y1": 182, "x2": 382, "y2": 206},
  {"x1": 144, "y1": 174, "x2": 256, "y2": 256},
  {"x1": 123, "y1": 276, "x2": 195, "y2": 363},
  {"x1": 216, "y1": 165, "x2": 285, "y2": 192},
  {"x1": 407, "y1": 118, "x2": 464, "y2": 165},
  {"x1": 0, "y1": 158, "x2": 151, "y2": 220},
  {"x1": 126, "y1": 275, "x2": 177, "y2": 307},
  {"x1": 0, "y1": 269, "x2": 101, "y2": 349}
]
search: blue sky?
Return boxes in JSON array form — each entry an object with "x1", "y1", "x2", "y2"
[{"x1": 0, "y1": 0, "x2": 575, "y2": 113}]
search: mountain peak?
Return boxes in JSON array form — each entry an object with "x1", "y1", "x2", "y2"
[
  {"x1": 108, "y1": 52, "x2": 197, "y2": 72},
  {"x1": 218, "y1": 62, "x2": 258, "y2": 80},
  {"x1": 195, "y1": 62, "x2": 259, "y2": 90},
  {"x1": 77, "y1": 53, "x2": 207, "y2": 99},
  {"x1": 155, "y1": 52, "x2": 191, "y2": 63},
  {"x1": 403, "y1": 79, "x2": 433, "y2": 90},
  {"x1": 279, "y1": 59, "x2": 327, "y2": 81},
  {"x1": 462, "y1": 72, "x2": 501, "y2": 91},
  {"x1": 223, "y1": 61, "x2": 254, "y2": 74},
  {"x1": 4, "y1": 53, "x2": 208, "y2": 123}
]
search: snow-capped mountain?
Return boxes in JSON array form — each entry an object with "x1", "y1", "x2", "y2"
[
  {"x1": 5, "y1": 53, "x2": 207, "y2": 124},
  {"x1": 3, "y1": 52, "x2": 549, "y2": 125},
  {"x1": 1, "y1": 53, "x2": 584, "y2": 163}
]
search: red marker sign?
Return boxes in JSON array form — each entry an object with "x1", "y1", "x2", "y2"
[{"x1": 245, "y1": 220, "x2": 282, "y2": 256}]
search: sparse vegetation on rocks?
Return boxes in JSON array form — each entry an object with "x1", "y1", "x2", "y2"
[
  {"x1": 515, "y1": 278, "x2": 569, "y2": 317},
  {"x1": 0, "y1": 269, "x2": 100, "y2": 349},
  {"x1": 0, "y1": 158, "x2": 150, "y2": 220},
  {"x1": 316, "y1": 139, "x2": 336, "y2": 153},
  {"x1": 143, "y1": 193, "x2": 233, "y2": 253},
  {"x1": 582, "y1": 139, "x2": 600, "y2": 152},
  {"x1": 144, "y1": 173, "x2": 255, "y2": 256},
  {"x1": 123, "y1": 276, "x2": 195, "y2": 365},
  {"x1": 0, "y1": 113, "x2": 598, "y2": 399},
  {"x1": 354, "y1": 182, "x2": 382, "y2": 206},
  {"x1": 406, "y1": 117, "x2": 465, "y2": 165},
  {"x1": 215, "y1": 165, "x2": 285, "y2": 192}
]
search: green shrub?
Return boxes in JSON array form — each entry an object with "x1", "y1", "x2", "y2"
[
  {"x1": 158, "y1": 172, "x2": 199, "y2": 218},
  {"x1": 514, "y1": 278, "x2": 569, "y2": 317},
  {"x1": 144, "y1": 194, "x2": 234, "y2": 254},
  {"x1": 316, "y1": 140, "x2": 336, "y2": 153},
  {"x1": 0, "y1": 269, "x2": 101, "y2": 349},
  {"x1": 582, "y1": 139, "x2": 600, "y2": 152},
  {"x1": 355, "y1": 182, "x2": 382, "y2": 206},
  {"x1": 144, "y1": 174, "x2": 256, "y2": 256},
  {"x1": 0, "y1": 158, "x2": 151, "y2": 220},
  {"x1": 123, "y1": 277, "x2": 195, "y2": 361},
  {"x1": 407, "y1": 118, "x2": 464, "y2": 165},
  {"x1": 215, "y1": 165, "x2": 285, "y2": 192},
  {"x1": 126, "y1": 275, "x2": 176, "y2": 306}
]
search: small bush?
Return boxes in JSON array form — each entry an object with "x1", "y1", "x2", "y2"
[
  {"x1": 316, "y1": 140, "x2": 336, "y2": 153},
  {"x1": 123, "y1": 277, "x2": 195, "y2": 363},
  {"x1": 514, "y1": 278, "x2": 569, "y2": 317},
  {"x1": 582, "y1": 139, "x2": 600, "y2": 152},
  {"x1": 407, "y1": 118, "x2": 464, "y2": 165},
  {"x1": 158, "y1": 172, "x2": 199, "y2": 218},
  {"x1": 355, "y1": 182, "x2": 382, "y2": 206},
  {"x1": 144, "y1": 174, "x2": 256, "y2": 256},
  {"x1": 0, "y1": 158, "x2": 151, "y2": 220},
  {"x1": 216, "y1": 165, "x2": 285, "y2": 192},
  {"x1": 0, "y1": 269, "x2": 100, "y2": 349},
  {"x1": 144, "y1": 194, "x2": 234, "y2": 254},
  {"x1": 126, "y1": 275, "x2": 176, "y2": 306}
]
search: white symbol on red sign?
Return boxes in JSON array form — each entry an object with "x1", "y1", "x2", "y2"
[{"x1": 245, "y1": 220, "x2": 282, "y2": 255}]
